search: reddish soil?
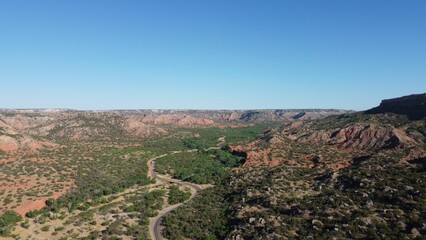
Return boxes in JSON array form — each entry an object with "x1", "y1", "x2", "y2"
[
  {"x1": 0, "y1": 157, "x2": 17, "y2": 163},
  {"x1": 15, "y1": 199, "x2": 46, "y2": 216},
  {"x1": 0, "y1": 176, "x2": 37, "y2": 191},
  {"x1": 0, "y1": 144, "x2": 19, "y2": 153},
  {"x1": 14, "y1": 186, "x2": 72, "y2": 216},
  {"x1": 243, "y1": 150, "x2": 271, "y2": 167},
  {"x1": 269, "y1": 158, "x2": 284, "y2": 167},
  {"x1": 0, "y1": 135, "x2": 59, "y2": 154}
]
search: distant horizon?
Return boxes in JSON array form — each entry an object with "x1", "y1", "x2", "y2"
[
  {"x1": 0, "y1": 107, "x2": 354, "y2": 111},
  {"x1": 1, "y1": 92, "x2": 424, "y2": 112},
  {"x1": 1, "y1": 1, "x2": 425, "y2": 110}
]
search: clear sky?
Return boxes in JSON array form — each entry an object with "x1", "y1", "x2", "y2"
[{"x1": 0, "y1": 1, "x2": 425, "y2": 110}]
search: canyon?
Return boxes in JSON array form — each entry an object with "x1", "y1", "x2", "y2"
[{"x1": 0, "y1": 94, "x2": 425, "y2": 239}]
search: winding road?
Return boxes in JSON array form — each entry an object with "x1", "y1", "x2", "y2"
[{"x1": 147, "y1": 153, "x2": 202, "y2": 240}]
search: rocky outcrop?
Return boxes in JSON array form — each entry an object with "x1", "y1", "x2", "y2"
[
  {"x1": 299, "y1": 124, "x2": 403, "y2": 150},
  {"x1": 123, "y1": 117, "x2": 168, "y2": 136},
  {"x1": 230, "y1": 109, "x2": 425, "y2": 171},
  {"x1": 365, "y1": 93, "x2": 426, "y2": 120},
  {"x1": 236, "y1": 109, "x2": 348, "y2": 122},
  {"x1": 0, "y1": 135, "x2": 58, "y2": 154},
  {"x1": 292, "y1": 112, "x2": 306, "y2": 119},
  {"x1": 99, "y1": 109, "x2": 351, "y2": 123},
  {"x1": 0, "y1": 135, "x2": 19, "y2": 153},
  {"x1": 139, "y1": 114, "x2": 215, "y2": 126}
]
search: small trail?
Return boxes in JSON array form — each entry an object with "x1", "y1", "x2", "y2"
[{"x1": 147, "y1": 153, "x2": 202, "y2": 240}]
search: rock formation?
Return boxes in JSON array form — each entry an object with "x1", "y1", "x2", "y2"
[{"x1": 365, "y1": 93, "x2": 426, "y2": 120}]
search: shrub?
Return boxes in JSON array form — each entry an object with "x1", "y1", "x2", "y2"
[
  {"x1": 41, "y1": 225, "x2": 50, "y2": 232},
  {"x1": 0, "y1": 211, "x2": 22, "y2": 227}
]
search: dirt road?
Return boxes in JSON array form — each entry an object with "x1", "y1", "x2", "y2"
[{"x1": 147, "y1": 154, "x2": 202, "y2": 240}]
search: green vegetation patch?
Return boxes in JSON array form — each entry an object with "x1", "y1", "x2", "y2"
[
  {"x1": 0, "y1": 211, "x2": 22, "y2": 236},
  {"x1": 184, "y1": 123, "x2": 278, "y2": 147},
  {"x1": 163, "y1": 186, "x2": 230, "y2": 240},
  {"x1": 168, "y1": 185, "x2": 191, "y2": 205},
  {"x1": 155, "y1": 149, "x2": 240, "y2": 184}
]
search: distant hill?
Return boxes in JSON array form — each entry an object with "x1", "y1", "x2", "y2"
[
  {"x1": 0, "y1": 109, "x2": 349, "y2": 155},
  {"x1": 365, "y1": 93, "x2": 426, "y2": 120}
]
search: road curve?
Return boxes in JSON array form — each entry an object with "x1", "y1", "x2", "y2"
[{"x1": 148, "y1": 154, "x2": 202, "y2": 240}]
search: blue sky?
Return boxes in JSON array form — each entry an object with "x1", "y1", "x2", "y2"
[{"x1": 0, "y1": 1, "x2": 425, "y2": 110}]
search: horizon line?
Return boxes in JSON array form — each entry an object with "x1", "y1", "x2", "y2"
[{"x1": 0, "y1": 107, "x2": 356, "y2": 112}]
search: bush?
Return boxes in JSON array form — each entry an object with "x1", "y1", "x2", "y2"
[
  {"x1": 26, "y1": 209, "x2": 44, "y2": 218},
  {"x1": 0, "y1": 211, "x2": 22, "y2": 227},
  {"x1": 0, "y1": 210, "x2": 22, "y2": 236},
  {"x1": 41, "y1": 225, "x2": 50, "y2": 232},
  {"x1": 20, "y1": 219, "x2": 30, "y2": 229}
]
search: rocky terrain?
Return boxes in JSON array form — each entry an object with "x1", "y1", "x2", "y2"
[
  {"x1": 114, "y1": 109, "x2": 350, "y2": 123},
  {"x1": 232, "y1": 113, "x2": 425, "y2": 169},
  {"x1": 224, "y1": 94, "x2": 426, "y2": 239},
  {"x1": 0, "y1": 108, "x2": 346, "y2": 238},
  {"x1": 0, "y1": 109, "x2": 347, "y2": 155},
  {"x1": 0, "y1": 94, "x2": 425, "y2": 239}
]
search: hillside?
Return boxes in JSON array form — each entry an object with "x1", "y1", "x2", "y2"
[
  {"x1": 0, "y1": 109, "x2": 347, "y2": 154},
  {"x1": 231, "y1": 112, "x2": 425, "y2": 169},
  {"x1": 159, "y1": 95, "x2": 426, "y2": 240},
  {"x1": 0, "y1": 96, "x2": 425, "y2": 239},
  {"x1": 222, "y1": 96, "x2": 426, "y2": 239},
  {"x1": 0, "y1": 108, "x2": 347, "y2": 239}
]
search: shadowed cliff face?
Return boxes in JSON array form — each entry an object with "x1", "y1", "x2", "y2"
[{"x1": 365, "y1": 93, "x2": 426, "y2": 120}]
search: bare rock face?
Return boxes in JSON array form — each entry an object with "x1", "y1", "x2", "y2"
[
  {"x1": 300, "y1": 124, "x2": 402, "y2": 150},
  {"x1": 0, "y1": 134, "x2": 58, "y2": 154},
  {"x1": 123, "y1": 117, "x2": 168, "y2": 136},
  {"x1": 365, "y1": 93, "x2": 426, "y2": 120},
  {"x1": 230, "y1": 103, "x2": 425, "y2": 171},
  {"x1": 0, "y1": 135, "x2": 19, "y2": 153}
]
